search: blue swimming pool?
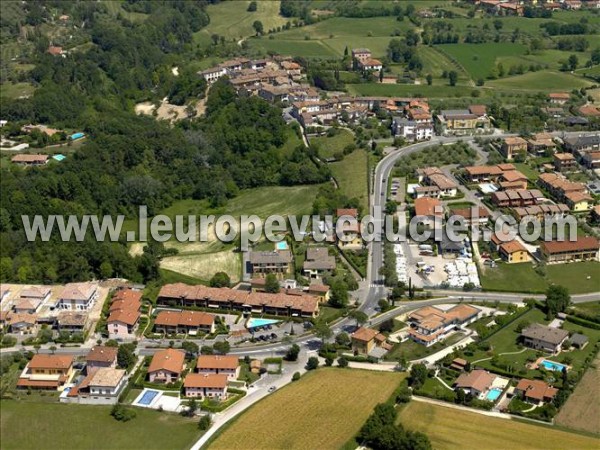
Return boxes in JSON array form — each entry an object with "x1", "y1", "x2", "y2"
[
  {"x1": 70, "y1": 132, "x2": 85, "y2": 140},
  {"x1": 138, "y1": 389, "x2": 159, "y2": 405},
  {"x1": 540, "y1": 360, "x2": 567, "y2": 372},
  {"x1": 275, "y1": 241, "x2": 288, "y2": 250},
  {"x1": 247, "y1": 318, "x2": 280, "y2": 329},
  {"x1": 486, "y1": 388, "x2": 502, "y2": 402}
]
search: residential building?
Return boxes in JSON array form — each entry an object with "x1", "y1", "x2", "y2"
[
  {"x1": 414, "y1": 197, "x2": 443, "y2": 228},
  {"x1": 153, "y1": 310, "x2": 215, "y2": 335},
  {"x1": 56, "y1": 282, "x2": 97, "y2": 310},
  {"x1": 498, "y1": 240, "x2": 531, "y2": 263},
  {"x1": 564, "y1": 134, "x2": 600, "y2": 154},
  {"x1": 6, "y1": 312, "x2": 37, "y2": 334},
  {"x1": 578, "y1": 105, "x2": 600, "y2": 117},
  {"x1": 570, "y1": 333, "x2": 588, "y2": 349},
  {"x1": 436, "y1": 105, "x2": 490, "y2": 135},
  {"x1": 548, "y1": 92, "x2": 570, "y2": 105},
  {"x1": 464, "y1": 163, "x2": 516, "y2": 183},
  {"x1": 527, "y1": 133, "x2": 556, "y2": 155},
  {"x1": 11, "y1": 154, "x2": 49, "y2": 166},
  {"x1": 564, "y1": 191, "x2": 592, "y2": 212},
  {"x1": 540, "y1": 236, "x2": 600, "y2": 263},
  {"x1": 538, "y1": 172, "x2": 588, "y2": 205},
  {"x1": 306, "y1": 283, "x2": 330, "y2": 303},
  {"x1": 351, "y1": 327, "x2": 391, "y2": 358},
  {"x1": 416, "y1": 168, "x2": 458, "y2": 197},
  {"x1": 147, "y1": 349, "x2": 185, "y2": 384},
  {"x1": 184, "y1": 373, "x2": 228, "y2": 400},
  {"x1": 107, "y1": 289, "x2": 142, "y2": 339},
  {"x1": 511, "y1": 203, "x2": 569, "y2": 222},
  {"x1": 553, "y1": 152, "x2": 577, "y2": 172},
  {"x1": 12, "y1": 297, "x2": 43, "y2": 314},
  {"x1": 448, "y1": 207, "x2": 490, "y2": 227},
  {"x1": 514, "y1": 379, "x2": 558, "y2": 405},
  {"x1": 520, "y1": 324, "x2": 569, "y2": 353},
  {"x1": 453, "y1": 370, "x2": 495, "y2": 397},
  {"x1": 335, "y1": 212, "x2": 363, "y2": 249},
  {"x1": 501, "y1": 137, "x2": 528, "y2": 160},
  {"x1": 581, "y1": 151, "x2": 600, "y2": 169},
  {"x1": 17, "y1": 354, "x2": 74, "y2": 390},
  {"x1": 302, "y1": 247, "x2": 336, "y2": 279},
  {"x1": 65, "y1": 368, "x2": 127, "y2": 405},
  {"x1": 196, "y1": 355, "x2": 240, "y2": 381},
  {"x1": 359, "y1": 58, "x2": 383, "y2": 71},
  {"x1": 407, "y1": 304, "x2": 481, "y2": 346},
  {"x1": 157, "y1": 284, "x2": 319, "y2": 318},
  {"x1": 491, "y1": 189, "x2": 542, "y2": 208},
  {"x1": 391, "y1": 117, "x2": 433, "y2": 142},
  {"x1": 498, "y1": 170, "x2": 529, "y2": 190},
  {"x1": 351, "y1": 48, "x2": 371, "y2": 63},
  {"x1": 248, "y1": 250, "x2": 292, "y2": 275},
  {"x1": 56, "y1": 311, "x2": 87, "y2": 333},
  {"x1": 86, "y1": 346, "x2": 118, "y2": 373}
]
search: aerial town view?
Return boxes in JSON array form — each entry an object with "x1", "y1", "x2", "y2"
[{"x1": 0, "y1": 1, "x2": 599, "y2": 449}]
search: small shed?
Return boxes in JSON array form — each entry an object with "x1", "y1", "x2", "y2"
[{"x1": 570, "y1": 333, "x2": 588, "y2": 349}]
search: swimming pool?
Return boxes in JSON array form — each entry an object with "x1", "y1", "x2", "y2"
[
  {"x1": 247, "y1": 318, "x2": 280, "y2": 329},
  {"x1": 540, "y1": 360, "x2": 567, "y2": 372},
  {"x1": 138, "y1": 389, "x2": 159, "y2": 405},
  {"x1": 485, "y1": 388, "x2": 502, "y2": 402},
  {"x1": 275, "y1": 241, "x2": 288, "y2": 250}
]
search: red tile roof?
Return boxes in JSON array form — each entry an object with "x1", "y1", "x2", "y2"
[{"x1": 148, "y1": 349, "x2": 185, "y2": 374}]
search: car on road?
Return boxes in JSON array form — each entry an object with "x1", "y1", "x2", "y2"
[{"x1": 268, "y1": 386, "x2": 277, "y2": 393}]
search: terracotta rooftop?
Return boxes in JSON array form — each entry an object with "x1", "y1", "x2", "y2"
[
  {"x1": 515, "y1": 378, "x2": 558, "y2": 402},
  {"x1": 184, "y1": 373, "x2": 228, "y2": 389},
  {"x1": 148, "y1": 349, "x2": 185, "y2": 374},
  {"x1": 88, "y1": 368, "x2": 125, "y2": 388},
  {"x1": 454, "y1": 369, "x2": 495, "y2": 393},
  {"x1": 541, "y1": 236, "x2": 599, "y2": 255},
  {"x1": 351, "y1": 327, "x2": 379, "y2": 343},
  {"x1": 414, "y1": 197, "x2": 443, "y2": 217},
  {"x1": 86, "y1": 346, "x2": 118, "y2": 364},
  {"x1": 197, "y1": 355, "x2": 239, "y2": 371},
  {"x1": 28, "y1": 354, "x2": 73, "y2": 370}
]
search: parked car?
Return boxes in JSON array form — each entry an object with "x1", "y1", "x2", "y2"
[{"x1": 268, "y1": 386, "x2": 277, "y2": 393}]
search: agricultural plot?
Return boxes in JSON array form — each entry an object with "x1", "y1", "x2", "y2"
[
  {"x1": 309, "y1": 129, "x2": 355, "y2": 159},
  {"x1": 555, "y1": 356, "x2": 600, "y2": 435},
  {"x1": 486, "y1": 71, "x2": 594, "y2": 92},
  {"x1": 436, "y1": 43, "x2": 527, "y2": 81},
  {"x1": 346, "y1": 83, "x2": 476, "y2": 99},
  {"x1": 248, "y1": 39, "x2": 338, "y2": 58},
  {"x1": 209, "y1": 369, "x2": 405, "y2": 450},
  {"x1": 399, "y1": 401, "x2": 600, "y2": 450}
]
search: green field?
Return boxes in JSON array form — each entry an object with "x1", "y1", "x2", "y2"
[
  {"x1": 437, "y1": 43, "x2": 527, "y2": 80},
  {"x1": 347, "y1": 82, "x2": 477, "y2": 99},
  {"x1": 480, "y1": 261, "x2": 600, "y2": 295},
  {"x1": 399, "y1": 401, "x2": 600, "y2": 450},
  {"x1": 0, "y1": 82, "x2": 35, "y2": 99},
  {"x1": 329, "y1": 148, "x2": 369, "y2": 210},
  {"x1": 309, "y1": 129, "x2": 355, "y2": 159},
  {"x1": 486, "y1": 71, "x2": 594, "y2": 92},
  {"x1": 196, "y1": 0, "x2": 288, "y2": 42},
  {"x1": 248, "y1": 38, "x2": 338, "y2": 58},
  {"x1": 1, "y1": 401, "x2": 202, "y2": 450},
  {"x1": 209, "y1": 369, "x2": 405, "y2": 450}
]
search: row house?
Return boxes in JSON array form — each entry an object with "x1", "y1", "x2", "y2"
[
  {"x1": 540, "y1": 236, "x2": 600, "y2": 263},
  {"x1": 153, "y1": 310, "x2": 215, "y2": 335},
  {"x1": 511, "y1": 203, "x2": 570, "y2": 222},
  {"x1": 463, "y1": 163, "x2": 516, "y2": 183},
  {"x1": 491, "y1": 189, "x2": 543, "y2": 208},
  {"x1": 537, "y1": 172, "x2": 590, "y2": 209},
  {"x1": 498, "y1": 169, "x2": 528, "y2": 190},
  {"x1": 157, "y1": 283, "x2": 319, "y2": 318},
  {"x1": 448, "y1": 207, "x2": 490, "y2": 227},
  {"x1": 248, "y1": 250, "x2": 292, "y2": 275}
]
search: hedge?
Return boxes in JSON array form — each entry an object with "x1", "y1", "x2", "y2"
[{"x1": 565, "y1": 315, "x2": 600, "y2": 330}]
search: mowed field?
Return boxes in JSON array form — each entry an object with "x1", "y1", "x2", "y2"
[
  {"x1": 486, "y1": 70, "x2": 594, "y2": 92},
  {"x1": 1, "y1": 401, "x2": 201, "y2": 450},
  {"x1": 330, "y1": 149, "x2": 369, "y2": 211},
  {"x1": 399, "y1": 401, "x2": 600, "y2": 450},
  {"x1": 556, "y1": 357, "x2": 600, "y2": 435},
  {"x1": 209, "y1": 369, "x2": 405, "y2": 450}
]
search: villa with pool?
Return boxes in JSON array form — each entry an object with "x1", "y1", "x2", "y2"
[
  {"x1": 520, "y1": 324, "x2": 569, "y2": 354},
  {"x1": 453, "y1": 369, "x2": 509, "y2": 403}
]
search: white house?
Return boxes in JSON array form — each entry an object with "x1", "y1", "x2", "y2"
[
  {"x1": 392, "y1": 118, "x2": 433, "y2": 142},
  {"x1": 196, "y1": 355, "x2": 240, "y2": 381},
  {"x1": 184, "y1": 373, "x2": 228, "y2": 400},
  {"x1": 64, "y1": 367, "x2": 127, "y2": 405},
  {"x1": 56, "y1": 282, "x2": 98, "y2": 310}
]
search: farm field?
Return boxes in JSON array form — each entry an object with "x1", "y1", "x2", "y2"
[
  {"x1": 399, "y1": 401, "x2": 600, "y2": 450},
  {"x1": 346, "y1": 82, "x2": 476, "y2": 99},
  {"x1": 209, "y1": 369, "x2": 405, "y2": 450},
  {"x1": 486, "y1": 71, "x2": 594, "y2": 92},
  {"x1": 480, "y1": 261, "x2": 600, "y2": 294},
  {"x1": 196, "y1": 0, "x2": 288, "y2": 42},
  {"x1": 436, "y1": 43, "x2": 527, "y2": 80},
  {"x1": 248, "y1": 39, "x2": 338, "y2": 58},
  {"x1": 0, "y1": 401, "x2": 202, "y2": 450},
  {"x1": 309, "y1": 129, "x2": 355, "y2": 159},
  {"x1": 329, "y1": 148, "x2": 369, "y2": 211},
  {"x1": 555, "y1": 356, "x2": 600, "y2": 435}
]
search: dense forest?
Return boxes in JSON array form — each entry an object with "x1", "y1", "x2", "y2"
[{"x1": 0, "y1": 1, "x2": 328, "y2": 285}]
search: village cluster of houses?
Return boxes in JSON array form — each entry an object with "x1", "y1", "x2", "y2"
[
  {"x1": 0, "y1": 282, "x2": 102, "y2": 336},
  {"x1": 470, "y1": 0, "x2": 599, "y2": 16}
]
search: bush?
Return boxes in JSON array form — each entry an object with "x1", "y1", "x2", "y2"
[
  {"x1": 306, "y1": 356, "x2": 319, "y2": 370},
  {"x1": 198, "y1": 415, "x2": 212, "y2": 431},
  {"x1": 111, "y1": 404, "x2": 136, "y2": 422},
  {"x1": 337, "y1": 357, "x2": 349, "y2": 368},
  {"x1": 292, "y1": 372, "x2": 301, "y2": 381}
]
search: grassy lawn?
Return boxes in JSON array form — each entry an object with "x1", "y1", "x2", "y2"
[
  {"x1": 386, "y1": 332, "x2": 467, "y2": 362},
  {"x1": 572, "y1": 301, "x2": 600, "y2": 317},
  {"x1": 399, "y1": 401, "x2": 600, "y2": 450},
  {"x1": 309, "y1": 129, "x2": 355, "y2": 160},
  {"x1": 513, "y1": 162, "x2": 540, "y2": 181},
  {"x1": 248, "y1": 38, "x2": 338, "y2": 58},
  {"x1": 436, "y1": 43, "x2": 527, "y2": 80},
  {"x1": 480, "y1": 262, "x2": 600, "y2": 295},
  {"x1": 555, "y1": 356, "x2": 600, "y2": 435},
  {"x1": 330, "y1": 149, "x2": 369, "y2": 211},
  {"x1": 209, "y1": 368, "x2": 405, "y2": 450},
  {"x1": 319, "y1": 305, "x2": 346, "y2": 324},
  {"x1": 1, "y1": 401, "x2": 202, "y2": 450},
  {"x1": 486, "y1": 71, "x2": 594, "y2": 92},
  {"x1": 346, "y1": 82, "x2": 477, "y2": 99}
]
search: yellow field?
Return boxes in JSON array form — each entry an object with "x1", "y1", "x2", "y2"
[
  {"x1": 556, "y1": 357, "x2": 600, "y2": 435},
  {"x1": 209, "y1": 369, "x2": 405, "y2": 450},
  {"x1": 399, "y1": 401, "x2": 600, "y2": 450},
  {"x1": 160, "y1": 250, "x2": 241, "y2": 283}
]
